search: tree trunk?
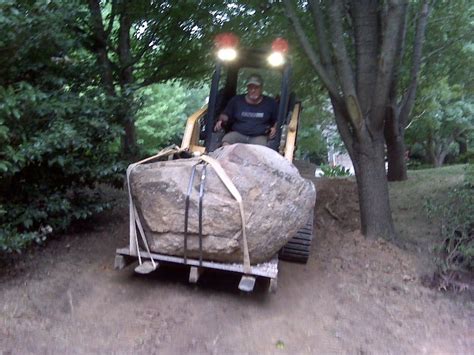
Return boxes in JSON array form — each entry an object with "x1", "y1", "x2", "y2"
[
  {"x1": 353, "y1": 129, "x2": 396, "y2": 239},
  {"x1": 385, "y1": 109, "x2": 408, "y2": 181},
  {"x1": 434, "y1": 152, "x2": 447, "y2": 168},
  {"x1": 456, "y1": 135, "x2": 467, "y2": 155},
  {"x1": 88, "y1": 0, "x2": 137, "y2": 158},
  {"x1": 426, "y1": 133, "x2": 436, "y2": 166},
  {"x1": 384, "y1": 0, "x2": 430, "y2": 181},
  {"x1": 118, "y1": 4, "x2": 136, "y2": 158},
  {"x1": 284, "y1": 0, "x2": 401, "y2": 240},
  {"x1": 88, "y1": 0, "x2": 116, "y2": 96},
  {"x1": 386, "y1": 137, "x2": 407, "y2": 181},
  {"x1": 434, "y1": 145, "x2": 449, "y2": 168}
]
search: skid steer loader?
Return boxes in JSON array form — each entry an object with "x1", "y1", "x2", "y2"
[{"x1": 115, "y1": 36, "x2": 314, "y2": 292}]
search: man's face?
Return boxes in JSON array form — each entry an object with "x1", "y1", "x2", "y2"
[{"x1": 247, "y1": 84, "x2": 263, "y2": 101}]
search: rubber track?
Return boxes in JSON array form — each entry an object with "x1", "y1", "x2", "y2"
[{"x1": 279, "y1": 212, "x2": 314, "y2": 264}]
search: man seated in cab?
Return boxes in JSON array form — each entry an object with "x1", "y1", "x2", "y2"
[{"x1": 214, "y1": 74, "x2": 278, "y2": 146}]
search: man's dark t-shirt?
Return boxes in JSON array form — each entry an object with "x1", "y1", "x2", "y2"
[{"x1": 223, "y1": 95, "x2": 277, "y2": 136}]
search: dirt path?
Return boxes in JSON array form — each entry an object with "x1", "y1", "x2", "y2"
[{"x1": 1, "y1": 165, "x2": 472, "y2": 354}]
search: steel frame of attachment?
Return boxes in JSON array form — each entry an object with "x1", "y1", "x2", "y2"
[{"x1": 115, "y1": 247, "x2": 278, "y2": 292}]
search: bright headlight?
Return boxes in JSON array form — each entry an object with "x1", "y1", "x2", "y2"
[
  {"x1": 267, "y1": 52, "x2": 285, "y2": 66},
  {"x1": 217, "y1": 48, "x2": 237, "y2": 61}
]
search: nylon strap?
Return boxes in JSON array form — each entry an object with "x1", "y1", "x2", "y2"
[
  {"x1": 198, "y1": 155, "x2": 251, "y2": 274},
  {"x1": 127, "y1": 145, "x2": 183, "y2": 258}
]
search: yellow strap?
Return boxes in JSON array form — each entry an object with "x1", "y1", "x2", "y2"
[
  {"x1": 199, "y1": 155, "x2": 251, "y2": 274},
  {"x1": 127, "y1": 145, "x2": 183, "y2": 256}
]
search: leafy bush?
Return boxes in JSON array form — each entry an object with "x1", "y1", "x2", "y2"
[
  {"x1": 464, "y1": 164, "x2": 474, "y2": 187},
  {"x1": 0, "y1": 1, "x2": 124, "y2": 253},
  {"x1": 320, "y1": 164, "x2": 352, "y2": 177},
  {"x1": 457, "y1": 151, "x2": 474, "y2": 164},
  {"x1": 425, "y1": 164, "x2": 473, "y2": 288},
  {"x1": 407, "y1": 160, "x2": 433, "y2": 170}
]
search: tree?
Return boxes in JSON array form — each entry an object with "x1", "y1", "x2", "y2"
[
  {"x1": 405, "y1": 0, "x2": 474, "y2": 166},
  {"x1": 283, "y1": 0, "x2": 421, "y2": 238},
  {"x1": 85, "y1": 0, "x2": 218, "y2": 158},
  {"x1": 135, "y1": 81, "x2": 208, "y2": 155},
  {"x1": 383, "y1": 0, "x2": 430, "y2": 181},
  {"x1": 407, "y1": 81, "x2": 474, "y2": 167}
]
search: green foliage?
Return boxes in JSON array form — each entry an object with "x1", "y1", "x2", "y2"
[
  {"x1": 0, "y1": 0, "x2": 123, "y2": 253},
  {"x1": 457, "y1": 151, "x2": 474, "y2": 164},
  {"x1": 320, "y1": 164, "x2": 351, "y2": 177},
  {"x1": 407, "y1": 1, "x2": 474, "y2": 166},
  {"x1": 406, "y1": 160, "x2": 432, "y2": 171},
  {"x1": 296, "y1": 95, "x2": 335, "y2": 164},
  {"x1": 135, "y1": 82, "x2": 208, "y2": 155},
  {"x1": 424, "y1": 164, "x2": 473, "y2": 277},
  {"x1": 465, "y1": 164, "x2": 474, "y2": 187},
  {"x1": 407, "y1": 79, "x2": 474, "y2": 166}
]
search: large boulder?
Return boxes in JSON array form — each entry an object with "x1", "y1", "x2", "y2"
[{"x1": 129, "y1": 144, "x2": 316, "y2": 264}]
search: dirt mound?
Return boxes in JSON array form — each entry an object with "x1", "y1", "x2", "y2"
[
  {"x1": 293, "y1": 160, "x2": 360, "y2": 232},
  {"x1": 314, "y1": 177, "x2": 360, "y2": 232}
]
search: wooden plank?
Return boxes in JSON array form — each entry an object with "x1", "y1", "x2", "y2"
[
  {"x1": 114, "y1": 254, "x2": 134, "y2": 270},
  {"x1": 189, "y1": 266, "x2": 204, "y2": 283},
  {"x1": 268, "y1": 278, "x2": 278, "y2": 293},
  {"x1": 115, "y1": 247, "x2": 278, "y2": 279},
  {"x1": 238, "y1": 275, "x2": 256, "y2": 292}
]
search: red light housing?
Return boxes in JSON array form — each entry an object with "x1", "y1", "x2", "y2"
[
  {"x1": 214, "y1": 33, "x2": 240, "y2": 49},
  {"x1": 271, "y1": 38, "x2": 289, "y2": 53}
]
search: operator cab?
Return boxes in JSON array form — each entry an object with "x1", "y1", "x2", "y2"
[
  {"x1": 203, "y1": 35, "x2": 295, "y2": 152},
  {"x1": 180, "y1": 35, "x2": 301, "y2": 161}
]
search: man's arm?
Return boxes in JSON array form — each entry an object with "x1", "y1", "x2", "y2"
[
  {"x1": 214, "y1": 113, "x2": 229, "y2": 131},
  {"x1": 268, "y1": 98, "x2": 278, "y2": 139},
  {"x1": 214, "y1": 96, "x2": 236, "y2": 131},
  {"x1": 269, "y1": 123, "x2": 277, "y2": 139}
]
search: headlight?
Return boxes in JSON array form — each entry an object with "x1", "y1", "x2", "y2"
[
  {"x1": 267, "y1": 52, "x2": 285, "y2": 66},
  {"x1": 214, "y1": 33, "x2": 239, "y2": 62},
  {"x1": 217, "y1": 47, "x2": 237, "y2": 61}
]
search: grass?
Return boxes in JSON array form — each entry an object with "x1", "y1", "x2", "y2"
[{"x1": 389, "y1": 164, "x2": 467, "y2": 274}]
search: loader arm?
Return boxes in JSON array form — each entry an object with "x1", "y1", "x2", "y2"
[
  {"x1": 180, "y1": 107, "x2": 207, "y2": 154},
  {"x1": 283, "y1": 102, "x2": 301, "y2": 163}
]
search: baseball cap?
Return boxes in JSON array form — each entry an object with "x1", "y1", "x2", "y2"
[{"x1": 246, "y1": 74, "x2": 263, "y2": 87}]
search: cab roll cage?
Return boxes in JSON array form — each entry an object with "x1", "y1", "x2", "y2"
[{"x1": 204, "y1": 48, "x2": 293, "y2": 152}]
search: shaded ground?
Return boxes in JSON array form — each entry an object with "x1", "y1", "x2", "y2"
[{"x1": 1, "y1": 162, "x2": 472, "y2": 354}]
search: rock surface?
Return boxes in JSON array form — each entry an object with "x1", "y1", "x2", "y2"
[{"x1": 129, "y1": 144, "x2": 316, "y2": 264}]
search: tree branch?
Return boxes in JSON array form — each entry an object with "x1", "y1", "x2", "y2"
[
  {"x1": 371, "y1": 0, "x2": 407, "y2": 131},
  {"x1": 389, "y1": 2, "x2": 409, "y2": 101},
  {"x1": 283, "y1": 0, "x2": 341, "y2": 100},
  {"x1": 87, "y1": 0, "x2": 116, "y2": 96},
  {"x1": 105, "y1": 0, "x2": 117, "y2": 38},
  {"x1": 399, "y1": 0, "x2": 430, "y2": 128},
  {"x1": 307, "y1": 0, "x2": 335, "y2": 78},
  {"x1": 352, "y1": 0, "x2": 380, "y2": 113},
  {"x1": 331, "y1": 96, "x2": 356, "y2": 164},
  {"x1": 329, "y1": 0, "x2": 362, "y2": 131},
  {"x1": 117, "y1": 1, "x2": 133, "y2": 89}
]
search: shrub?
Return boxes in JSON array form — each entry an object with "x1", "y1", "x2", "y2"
[
  {"x1": 0, "y1": 1, "x2": 125, "y2": 253},
  {"x1": 320, "y1": 164, "x2": 352, "y2": 177},
  {"x1": 457, "y1": 151, "x2": 474, "y2": 164},
  {"x1": 0, "y1": 83, "x2": 125, "y2": 252},
  {"x1": 425, "y1": 164, "x2": 473, "y2": 289}
]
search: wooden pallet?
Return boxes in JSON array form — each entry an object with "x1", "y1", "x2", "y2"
[{"x1": 115, "y1": 247, "x2": 279, "y2": 293}]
